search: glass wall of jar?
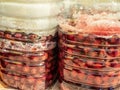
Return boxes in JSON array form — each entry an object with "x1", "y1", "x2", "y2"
[{"x1": 58, "y1": 0, "x2": 120, "y2": 89}]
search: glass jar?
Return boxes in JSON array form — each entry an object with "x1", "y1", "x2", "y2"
[
  {"x1": 0, "y1": 0, "x2": 62, "y2": 89},
  {"x1": 58, "y1": 0, "x2": 120, "y2": 89}
]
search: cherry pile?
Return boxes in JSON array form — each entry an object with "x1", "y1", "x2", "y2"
[
  {"x1": 0, "y1": 30, "x2": 57, "y2": 43},
  {"x1": 60, "y1": 80, "x2": 115, "y2": 90},
  {"x1": 59, "y1": 30, "x2": 120, "y2": 46},
  {"x1": 0, "y1": 59, "x2": 56, "y2": 77},
  {"x1": 59, "y1": 63, "x2": 120, "y2": 88},
  {"x1": 0, "y1": 48, "x2": 56, "y2": 64},
  {"x1": 0, "y1": 29, "x2": 57, "y2": 90},
  {"x1": 0, "y1": 30, "x2": 57, "y2": 52},
  {"x1": 1, "y1": 70, "x2": 57, "y2": 90},
  {"x1": 58, "y1": 28, "x2": 120, "y2": 89}
]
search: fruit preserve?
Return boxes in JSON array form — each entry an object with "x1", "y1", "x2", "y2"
[
  {"x1": 0, "y1": 58, "x2": 56, "y2": 77},
  {"x1": 0, "y1": 28, "x2": 58, "y2": 89},
  {"x1": 0, "y1": 0, "x2": 61, "y2": 89},
  {"x1": 1, "y1": 70, "x2": 57, "y2": 90},
  {"x1": 59, "y1": 0, "x2": 120, "y2": 89}
]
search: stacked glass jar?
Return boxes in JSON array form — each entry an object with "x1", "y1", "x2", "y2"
[
  {"x1": 58, "y1": 0, "x2": 120, "y2": 90},
  {"x1": 0, "y1": 0, "x2": 62, "y2": 90}
]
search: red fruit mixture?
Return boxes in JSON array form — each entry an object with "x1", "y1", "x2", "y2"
[
  {"x1": 59, "y1": 63, "x2": 120, "y2": 88},
  {"x1": 58, "y1": 9, "x2": 120, "y2": 89},
  {"x1": 1, "y1": 70, "x2": 57, "y2": 90},
  {"x1": 0, "y1": 29, "x2": 57, "y2": 89}
]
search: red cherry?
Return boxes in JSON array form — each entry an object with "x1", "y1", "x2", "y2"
[
  {"x1": 93, "y1": 63, "x2": 104, "y2": 68},
  {"x1": 75, "y1": 34, "x2": 84, "y2": 42},
  {"x1": 28, "y1": 77, "x2": 35, "y2": 84},
  {"x1": 67, "y1": 34, "x2": 75, "y2": 41},
  {"x1": 47, "y1": 35, "x2": 53, "y2": 41},
  {"x1": 67, "y1": 49, "x2": 73, "y2": 55},
  {"x1": 0, "y1": 31, "x2": 4, "y2": 36},
  {"x1": 30, "y1": 56, "x2": 40, "y2": 62},
  {"x1": 14, "y1": 33, "x2": 22, "y2": 38},
  {"x1": 107, "y1": 47, "x2": 118, "y2": 57},
  {"x1": 111, "y1": 61, "x2": 120, "y2": 68},
  {"x1": 31, "y1": 68, "x2": 37, "y2": 74},
  {"x1": 86, "y1": 60, "x2": 94, "y2": 68},
  {"x1": 108, "y1": 35, "x2": 119, "y2": 44},
  {"x1": 102, "y1": 76, "x2": 109, "y2": 85},
  {"x1": 63, "y1": 69, "x2": 70, "y2": 79},
  {"x1": 71, "y1": 70, "x2": 78, "y2": 79},
  {"x1": 39, "y1": 67, "x2": 45, "y2": 73},
  {"x1": 78, "y1": 72, "x2": 85, "y2": 80},
  {"x1": 95, "y1": 76, "x2": 102, "y2": 85},
  {"x1": 14, "y1": 76, "x2": 19, "y2": 81},
  {"x1": 86, "y1": 75, "x2": 94, "y2": 84},
  {"x1": 23, "y1": 66, "x2": 29, "y2": 73},
  {"x1": 5, "y1": 34, "x2": 12, "y2": 39},
  {"x1": 41, "y1": 53, "x2": 48, "y2": 60},
  {"x1": 28, "y1": 33, "x2": 38, "y2": 41}
]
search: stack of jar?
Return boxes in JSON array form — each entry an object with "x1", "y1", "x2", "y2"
[
  {"x1": 0, "y1": 0, "x2": 62, "y2": 90},
  {"x1": 58, "y1": 0, "x2": 120, "y2": 90}
]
